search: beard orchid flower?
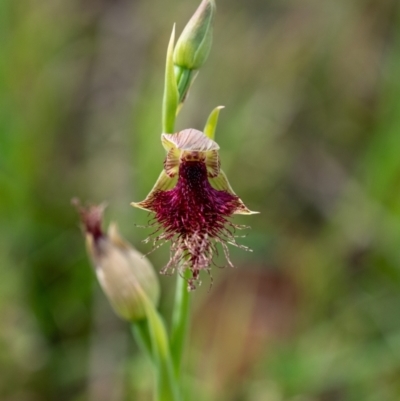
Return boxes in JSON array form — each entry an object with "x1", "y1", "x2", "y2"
[{"x1": 132, "y1": 129, "x2": 257, "y2": 289}]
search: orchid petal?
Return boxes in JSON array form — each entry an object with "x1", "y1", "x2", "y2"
[
  {"x1": 209, "y1": 169, "x2": 259, "y2": 215},
  {"x1": 162, "y1": 135, "x2": 181, "y2": 176},
  {"x1": 131, "y1": 170, "x2": 177, "y2": 212},
  {"x1": 205, "y1": 149, "x2": 220, "y2": 177}
]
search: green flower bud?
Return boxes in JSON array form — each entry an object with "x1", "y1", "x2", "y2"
[
  {"x1": 75, "y1": 202, "x2": 160, "y2": 322},
  {"x1": 173, "y1": 0, "x2": 216, "y2": 70}
]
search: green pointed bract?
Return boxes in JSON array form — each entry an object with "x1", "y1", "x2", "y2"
[
  {"x1": 204, "y1": 105, "x2": 224, "y2": 140},
  {"x1": 162, "y1": 25, "x2": 179, "y2": 134},
  {"x1": 173, "y1": 0, "x2": 216, "y2": 70}
]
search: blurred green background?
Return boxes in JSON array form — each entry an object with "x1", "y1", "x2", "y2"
[{"x1": 2, "y1": 0, "x2": 400, "y2": 400}]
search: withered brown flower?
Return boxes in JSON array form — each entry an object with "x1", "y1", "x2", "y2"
[{"x1": 74, "y1": 201, "x2": 160, "y2": 320}]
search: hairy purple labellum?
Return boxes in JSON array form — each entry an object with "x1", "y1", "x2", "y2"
[{"x1": 132, "y1": 129, "x2": 257, "y2": 289}]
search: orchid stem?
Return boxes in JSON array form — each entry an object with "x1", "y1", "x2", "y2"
[
  {"x1": 143, "y1": 297, "x2": 182, "y2": 401},
  {"x1": 170, "y1": 268, "x2": 191, "y2": 378},
  {"x1": 132, "y1": 319, "x2": 153, "y2": 361}
]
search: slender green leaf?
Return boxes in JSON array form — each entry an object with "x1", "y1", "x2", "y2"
[{"x1": 162, "y1": 25, "x2": 179, "y2": 134}]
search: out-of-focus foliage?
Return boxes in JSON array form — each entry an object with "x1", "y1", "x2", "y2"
[{"x1": 1, "y1": 0, "x2": 400, "y2": 400}]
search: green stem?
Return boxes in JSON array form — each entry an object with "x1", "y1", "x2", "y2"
[
  {"x1": 143, "y1": 297, "x2": 182, "y2": 401},
  {"x1": 132, "y1": 319, "x2": 153, "y2": 361},
  {"x1": 170, "y1": 268, "x2": 191, "y2": 378}
]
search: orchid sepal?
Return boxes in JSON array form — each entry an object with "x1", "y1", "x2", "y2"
[{"x1": 131, "y1": 170, "x2": 176, "y2": 212}]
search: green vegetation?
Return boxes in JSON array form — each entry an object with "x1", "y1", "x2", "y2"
[{"x1": 1, "y1": 0, "x2": 400, "y2": 400}]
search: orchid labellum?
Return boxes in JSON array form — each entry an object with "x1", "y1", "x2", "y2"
[{"x1": 132, "y1": 129, "x2": 257, "y2": 289}]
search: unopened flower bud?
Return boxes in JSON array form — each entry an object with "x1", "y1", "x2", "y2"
[
  {"x1": 173, "y1": 0, "x2": 216, "y2": 71},
  {"x1": 74, "y1": 201, "x2": 160, "y2": 321}
]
